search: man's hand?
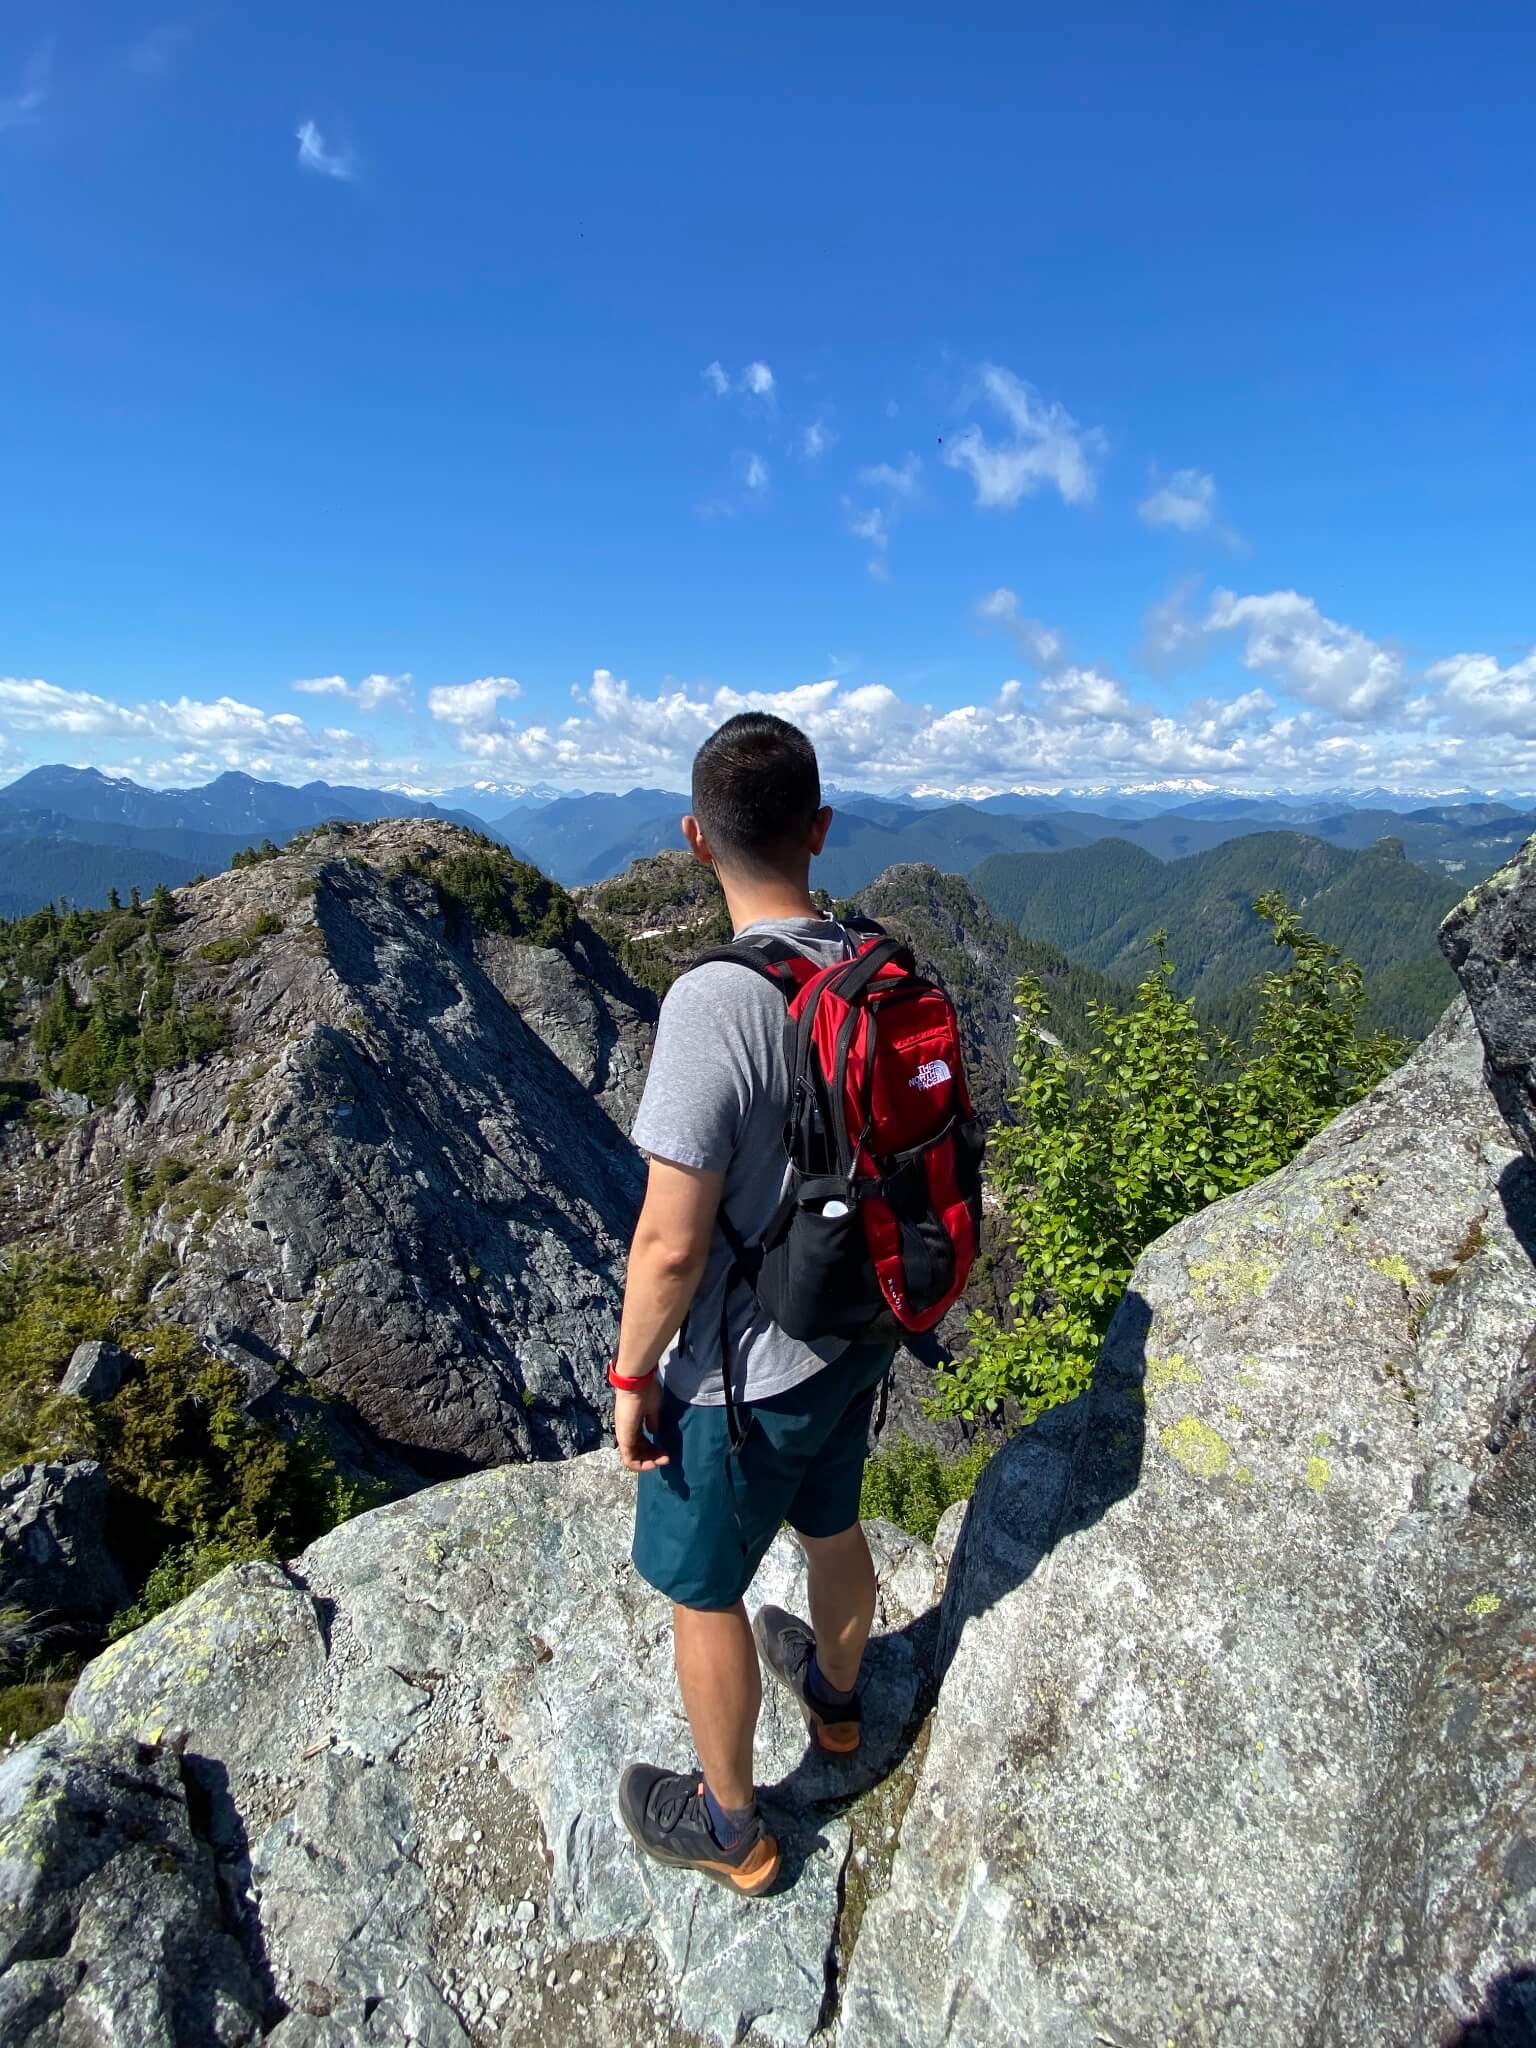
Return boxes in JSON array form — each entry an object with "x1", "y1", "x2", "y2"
[{"x1": 614, "y1": 1374, "x2": 670, "y2": 1473}]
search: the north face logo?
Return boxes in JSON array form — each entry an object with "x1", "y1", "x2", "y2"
[{"x1": 909, "y1": 1058, "x2": 952, "y2": 1091}]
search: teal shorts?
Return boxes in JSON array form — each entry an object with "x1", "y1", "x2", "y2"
[{"x1": 631, "y1": 1341, "x2": 895, "y2": 1612}]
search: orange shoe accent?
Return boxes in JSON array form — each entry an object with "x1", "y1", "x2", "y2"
[
  {"x1": 813, "y1": 1719, "x2": 862, "y2": 1755},
  {"x1": 701, "y1": 1832, "x2": 782, "y2": 1895}
]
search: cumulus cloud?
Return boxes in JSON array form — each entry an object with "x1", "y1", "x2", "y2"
[
  {"x1": 975, "y1": 589, "x2": 1064, "y2": 668},
  {"x1": 427, "y1": 676, "x2": 523, "y2": 730},
  {"x1": 742, "y1": 361, "x2": 775, "y2": 398},
  {"x1": 1425, "y1": 647, "x2": 1536, "y2": 734},
  {"x1": 701, "y1": 361, "x2": 731, "y2": 397},
  {"x1": 802, "y1": 419, "x2": 832, "y2": 461},
  {"x1": 1139, "y1": 468, "x2": 1217, "y2": 532},
  {"x1": 1205, "y1": 588, "x2": 1403, "y2": 719},
  {"x1": 0, "y1": 42, "x2": 50, "y2": 131},
  {"x1": 944, "y1": 364, "x2": 1107, "y2": 509},
  {"x1": 293, "y1": 672, "x2": 411, "y2": 712},
  {"x1": 296, "y1": 119, "x2": 355, "y2": 181},
  {"x1": 0, "y1": 675, "x2": 383, "y2": 785},
  {"x1": 743, "y1": 453, "x2": 769, "y2": 494}
]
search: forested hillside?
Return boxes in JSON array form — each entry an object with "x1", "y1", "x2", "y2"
[{"x1": 972, "y1": 831, "x2": 1463, "y2": 1039}]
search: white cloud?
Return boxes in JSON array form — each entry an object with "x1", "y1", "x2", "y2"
[
  {"x1": 802, "y1": 419, "x2": 831, "y2": 461},
  {"x1": 1205, "y1": 588, "x2": 1402, "y2": 719},
  {"x1": 0, "y1": 677, "x2": 156, "y2": 737},
  {"x1": 701, "y1": 360, "x2": 775, "y2": 400},
  {"x1": 744, "y1": 453, "x2": 769, "y2": 494},
  {"x1": 860, "y1": 454, "x2": 922, "y2": 497},
  {"x1": 0, "y1": 42, "x2": 50, "y2": 131},
  {"x1": 296, "y1": 120, "x2": 355, "y2": 181},
  {"x1": 1037, "y1": 668, "x2": 1134, "y2": 721},
  {"x1": 1139, "y1": 468, "x2": 1217, "y2": 532},
  {"x1": 293, "y1": 672, "x2": 411, "y2": 712},
  {"x1": 427, "y1": 676, "x2": 523, "y2": 730},
  {"x1": 846, "y1": 505, "x2": 888, "y2": 550},
  {"x1": 975, "y1": 589, "x2": 1063, "y2": 667},
  {"x1": 943, "y1": 364, "x2": 1107, "y2": 509},
  {"x1": 1425, "y1": 647, "x2": 1536, "y2": 735}
]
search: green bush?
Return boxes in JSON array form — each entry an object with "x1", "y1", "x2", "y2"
[
  {"x1": 860, "y1": 1435, "x2": 993, "y2": 1543},
  {"x1": 938, "y1": 894, "x2": 1405, "y2": 1425}
]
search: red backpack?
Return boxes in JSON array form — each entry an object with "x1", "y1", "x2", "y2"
[{"x1": 690, "y1": 919, "x2": 985, "y2": 1444}]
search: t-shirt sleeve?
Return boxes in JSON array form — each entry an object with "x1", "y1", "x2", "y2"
[{"x1": 630, "y1": 964, "x2": 760, "y2": 1173}]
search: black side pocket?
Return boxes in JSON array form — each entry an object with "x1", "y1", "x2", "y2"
[{"x1": 756, "y1": 1179, "x2": 883, "y2": 1342}]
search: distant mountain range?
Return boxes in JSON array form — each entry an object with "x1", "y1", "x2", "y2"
[
  {"x1": 2, "y1": 762, "x2": 1532, "y2": 929},
  {"x1": 0, "y1": 766, "x2": 503, "y2": 919},
  {"x1": 971, "y1": 832, "x2": 1465, "y2": 1041}
]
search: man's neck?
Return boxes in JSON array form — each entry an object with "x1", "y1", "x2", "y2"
[{"x1": 718, "y1": 869, "x2": 819, "y2": 934}]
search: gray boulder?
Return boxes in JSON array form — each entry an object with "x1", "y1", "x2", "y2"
[
  {"x1": 0, "y1": 1735, "x2": 265, "y2": 2045},
  {"x1": 58, "y1": 1453, "x2": 941, "y2": 2046},
  {"x1": 0, "y1": 1461, "x2": 129, "y2": 1625},
  {"x1": 59, "y1": 1339, "x2": 131, "y2": 1402},
  {"x1": 841, "y1": 998, "x2": 1536, "y2": 2047},
  {"x1": 1441, "y1": 829, "x2": 1536, "y2": 1156}
]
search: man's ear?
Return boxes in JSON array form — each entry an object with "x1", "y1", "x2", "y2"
[
  {"x1": 808, "y1": 805, "x2": 834, "y2": 857},
  {"x1": 682, "y1": 814, "x2": 715, "y2": 868}
]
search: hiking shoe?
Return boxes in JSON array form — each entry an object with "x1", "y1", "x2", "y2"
[
  {"x1": 618, "y1": 1764, "x2": 781, "y2": 1896},
  {"x1": 753, "y1": 1605, "x2": 863, "y2": 1756}
]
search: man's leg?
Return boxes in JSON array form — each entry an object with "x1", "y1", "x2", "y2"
[
  {"x1": 800, "y1": 1521, "x2": 877, "y2": 1692},
  {"x1": 672, "y1": 1598, "x2": 761, "y2": 1809}
]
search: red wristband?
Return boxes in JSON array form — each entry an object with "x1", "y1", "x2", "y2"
[{"x1": 607, "y1": 1358, "x2": 657, "y2": 1392}]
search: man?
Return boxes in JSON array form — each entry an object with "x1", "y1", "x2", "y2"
[{"x1": 612, "y1": 711, "x2": 895, "y2": 1897}]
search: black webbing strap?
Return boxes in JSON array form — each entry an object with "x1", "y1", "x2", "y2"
[{"x1": 715, "y1": 1205, "x2": 758, "y2": 1454}]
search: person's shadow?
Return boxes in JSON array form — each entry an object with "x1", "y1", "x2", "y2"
[{"x1": 760, "y1": 1293, "x2": 1150, "y2": 1900}]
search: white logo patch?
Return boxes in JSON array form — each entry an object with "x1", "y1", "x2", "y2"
[{"x1": 908, "y1": 1058, "x2": 952, "y2": 1092}]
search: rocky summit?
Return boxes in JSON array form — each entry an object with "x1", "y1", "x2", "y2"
[
  {"x1": 2, "y1": 820, "x2": 654, "y2": 1472},
  {"x1": 1, "y1": 829, "x2": 1534, "y2": 2046}
]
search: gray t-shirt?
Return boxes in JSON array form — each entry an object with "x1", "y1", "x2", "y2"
[{"x1": 629, "y1": 913, "x2": 862, "y2": 1405}]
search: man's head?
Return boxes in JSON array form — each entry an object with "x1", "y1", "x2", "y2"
[{"x1": 684, "y1": 712, "x2": 832, "y2": 881}]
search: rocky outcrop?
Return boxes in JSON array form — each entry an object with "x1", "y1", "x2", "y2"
[
  {"x1": 46, "y1": 1461, "x2": 942, "y2": 2047},
  {"x1": 2, "y1": 822, "x2": 648, "y2": 1472},
  {"x1": 0, "y1": 1461, "x2": 129, "y2": 1624},
  {"x1": 1441, "y1": 831, "x2": 1536, "y2": 1157},
  {"x1": 3, "y1": 1000, "x2": 1530, "y2": 2045},
  {"x1": 0, "y1": 1735, "x2": 265, "y2": 2045},
  {"x1": 843, "y1": 997, "x2": 1536, "y2": 2046}
]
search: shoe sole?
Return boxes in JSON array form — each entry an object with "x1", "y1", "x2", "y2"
[
  {"x1": 752, "y1": 1610, "x2": 862, "y2": 1757},
  {"x1": 618, "y1": 1795, "x2": 782, "y2": 1896}
]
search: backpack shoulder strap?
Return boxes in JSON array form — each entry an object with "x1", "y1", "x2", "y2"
[{"x1": 687, "y1": 934, "x2": 817, "y2": 1001}]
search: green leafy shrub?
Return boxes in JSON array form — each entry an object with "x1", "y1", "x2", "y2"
[
  {"x1": 860, "y1": 1436, "x2": 993, "y2": 1543},
  {"x1": 939, "y1": 895, "x2": 1405, "y2": 1425}
]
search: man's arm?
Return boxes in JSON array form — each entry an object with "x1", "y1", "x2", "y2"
[{"x1": 612, "y1": 1155, "x2": 723, "y2": 1473}]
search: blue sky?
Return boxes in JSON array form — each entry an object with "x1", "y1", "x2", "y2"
[{"x1": 2, "y1": 1, "x2": 1533, "y2": 796}]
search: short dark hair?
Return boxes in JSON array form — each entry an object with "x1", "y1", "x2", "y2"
[{"x1": 691, "y1": 713, "x2": 822, "y2": 874}]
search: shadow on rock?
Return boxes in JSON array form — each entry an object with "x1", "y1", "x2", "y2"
[
  {"x1": 769, "y1": 1300, "x2": 1148, "y2": 1848},
  {"x1": 1446, "y1": 1970, "x2": 1536, "y2": 2047}
]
